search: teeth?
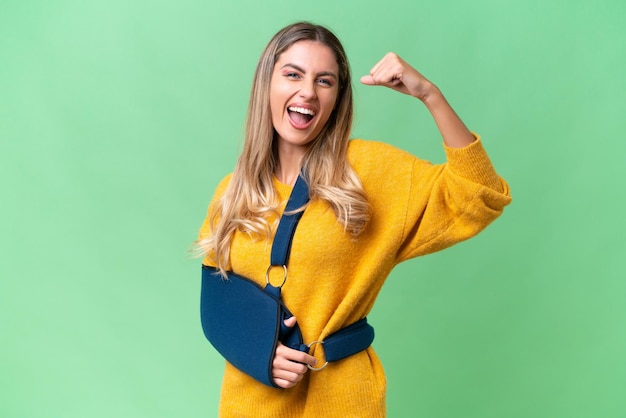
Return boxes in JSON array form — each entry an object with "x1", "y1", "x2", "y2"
[{"x1": 288, "y1": 106, "x2": 315, "y2": 116}]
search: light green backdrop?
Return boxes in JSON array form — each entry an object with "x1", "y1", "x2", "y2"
[{"x1": 1, "y1": 0, "x2": 625, "y2": 417}]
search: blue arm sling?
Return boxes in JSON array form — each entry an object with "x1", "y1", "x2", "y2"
[{"x1": 200, "y1": 174, "x2": 374, "y2": 388}]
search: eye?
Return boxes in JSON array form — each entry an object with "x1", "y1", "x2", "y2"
[
  {"x1": 284, "y1": 72, "x2": 301, "y2": 79},
  {"x1": 317, "y1": 78, "x2": 334, "y2": 87}
]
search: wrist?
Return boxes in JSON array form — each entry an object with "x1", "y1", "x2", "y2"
[{"x1": 419, "y1": 84, "x2": 444, "y2": 108}]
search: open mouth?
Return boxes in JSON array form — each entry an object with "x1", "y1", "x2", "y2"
[{"x1": 288, "y1": 106, "x2": 315, "y2": 128}]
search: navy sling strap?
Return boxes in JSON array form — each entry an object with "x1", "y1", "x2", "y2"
[
  {"x1": 200, "y1": 173, "x2": 374, "y2": 388},
  {"x1": 270, "y1": 172, "x2": 310, "y2": 267}
]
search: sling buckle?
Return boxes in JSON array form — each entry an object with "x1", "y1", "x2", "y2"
[
  {"x1": 265, "y1": 265, "x2": 287, "y2": 289},
  {"x1": 307, "y1": 340, "x2": 328, "y2": 371}
]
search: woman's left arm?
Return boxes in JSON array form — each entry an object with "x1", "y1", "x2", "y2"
[
  {"x1": 361, "y1": 53, "x2": 511, "y2": 262},
  {"x1": 360, "y1": 52, "x2": 475, "y2": 149}
]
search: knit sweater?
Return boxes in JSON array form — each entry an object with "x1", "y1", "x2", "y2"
[{"x1": 199, "y1": 136, "x2": 511, "y2": 417}]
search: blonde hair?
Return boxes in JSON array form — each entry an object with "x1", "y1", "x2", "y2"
[{"x1": 196, "y1": 22, "x2": 370, "y2": 275}]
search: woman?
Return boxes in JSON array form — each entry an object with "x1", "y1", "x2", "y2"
[{"x1": 197, "y1": 21, "x2": 511, "y2": 417}]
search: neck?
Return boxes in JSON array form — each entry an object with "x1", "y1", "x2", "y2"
[
  {"x1": 275, "y1": 144, "x2": 307, "y2": 186},
  {"x1": 275, "y1": 161, "x2": 301, "y2": 186}
]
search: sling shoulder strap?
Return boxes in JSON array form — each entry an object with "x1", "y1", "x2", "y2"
[{"x1": 270, "y1": 173, "x2": 310, "y2": 267}]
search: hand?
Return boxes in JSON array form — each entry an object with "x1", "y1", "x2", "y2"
[
  {"x1": 361, "y1": 52, "x2": 474, "y2": 148},
  {"x1": 360, "y1": 52, "x2": 438, "y2": 102},
  {"x1": 272, "y1": 316, "x2": 317, "y2": 389}
]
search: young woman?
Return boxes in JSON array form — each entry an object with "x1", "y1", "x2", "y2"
[{"x1": 197, "y1": 21, "x2": 511, "y2": 417}]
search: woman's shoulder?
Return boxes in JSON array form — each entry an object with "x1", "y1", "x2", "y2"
[
  {"x1": 347, "y1": 139, "x2": 419, "y2": 175},
  {"x1": 217, "y1": 172, "x2": 234, "y2": 188},
  {"x1": 208, "y1": 173, "x2": 234, "y2": 202},
  {"x1": 348, "y1": 138, "x2": 416, "y2": 160}
]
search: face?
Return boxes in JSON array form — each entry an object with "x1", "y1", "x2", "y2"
[{"x1": 269, "y1": 40, "x2": 340, "y2": 154}]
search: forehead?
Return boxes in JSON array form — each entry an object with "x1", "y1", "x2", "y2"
[{"x1": 275, "y1": 40, "x2": 339, "y2": 73}]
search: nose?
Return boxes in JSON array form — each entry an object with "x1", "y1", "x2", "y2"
[{"x1": 298, "y1": 78, "x2": 317, "y2": 99}]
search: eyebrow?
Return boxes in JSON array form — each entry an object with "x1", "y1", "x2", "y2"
[{"x1": 281, "y1": 63, "x2": 338, "y2": 80}]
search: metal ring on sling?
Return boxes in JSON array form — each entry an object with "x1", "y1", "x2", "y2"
[
  {"x1": 265, "y1": 265, "x2": 288, "y2": 288},
  {"x1": 306, "y1": 340, "x2": 328, "y2": 371}
]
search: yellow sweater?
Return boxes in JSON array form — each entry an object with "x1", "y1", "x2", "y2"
[{"x1": 199, "y1": 136, "x2": 511, "y2": 417}]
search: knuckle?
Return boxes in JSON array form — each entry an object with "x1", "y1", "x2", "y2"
[{"x1": 284, "y1": 372, "x2": 300, "y2": 383}]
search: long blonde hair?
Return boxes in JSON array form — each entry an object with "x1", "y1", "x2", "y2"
[{"x1": 196, "y1": 22, "x2": 370, "y2": 275}]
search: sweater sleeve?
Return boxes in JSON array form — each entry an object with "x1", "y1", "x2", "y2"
[{"x1": 395, "y1": 136, "x2": 511, "y2": 263}]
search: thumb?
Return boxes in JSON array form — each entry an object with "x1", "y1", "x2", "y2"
[
  {"x1": 283, "y1": 316, "x2": 297, "y2": 328},
  {"x1": 360, "y1": 75, "x2": 377, "y2": 85}
]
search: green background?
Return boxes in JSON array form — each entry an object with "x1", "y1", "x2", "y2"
[{"x1": 1, "y1": 0, "x2": 624, "y2": 417}]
